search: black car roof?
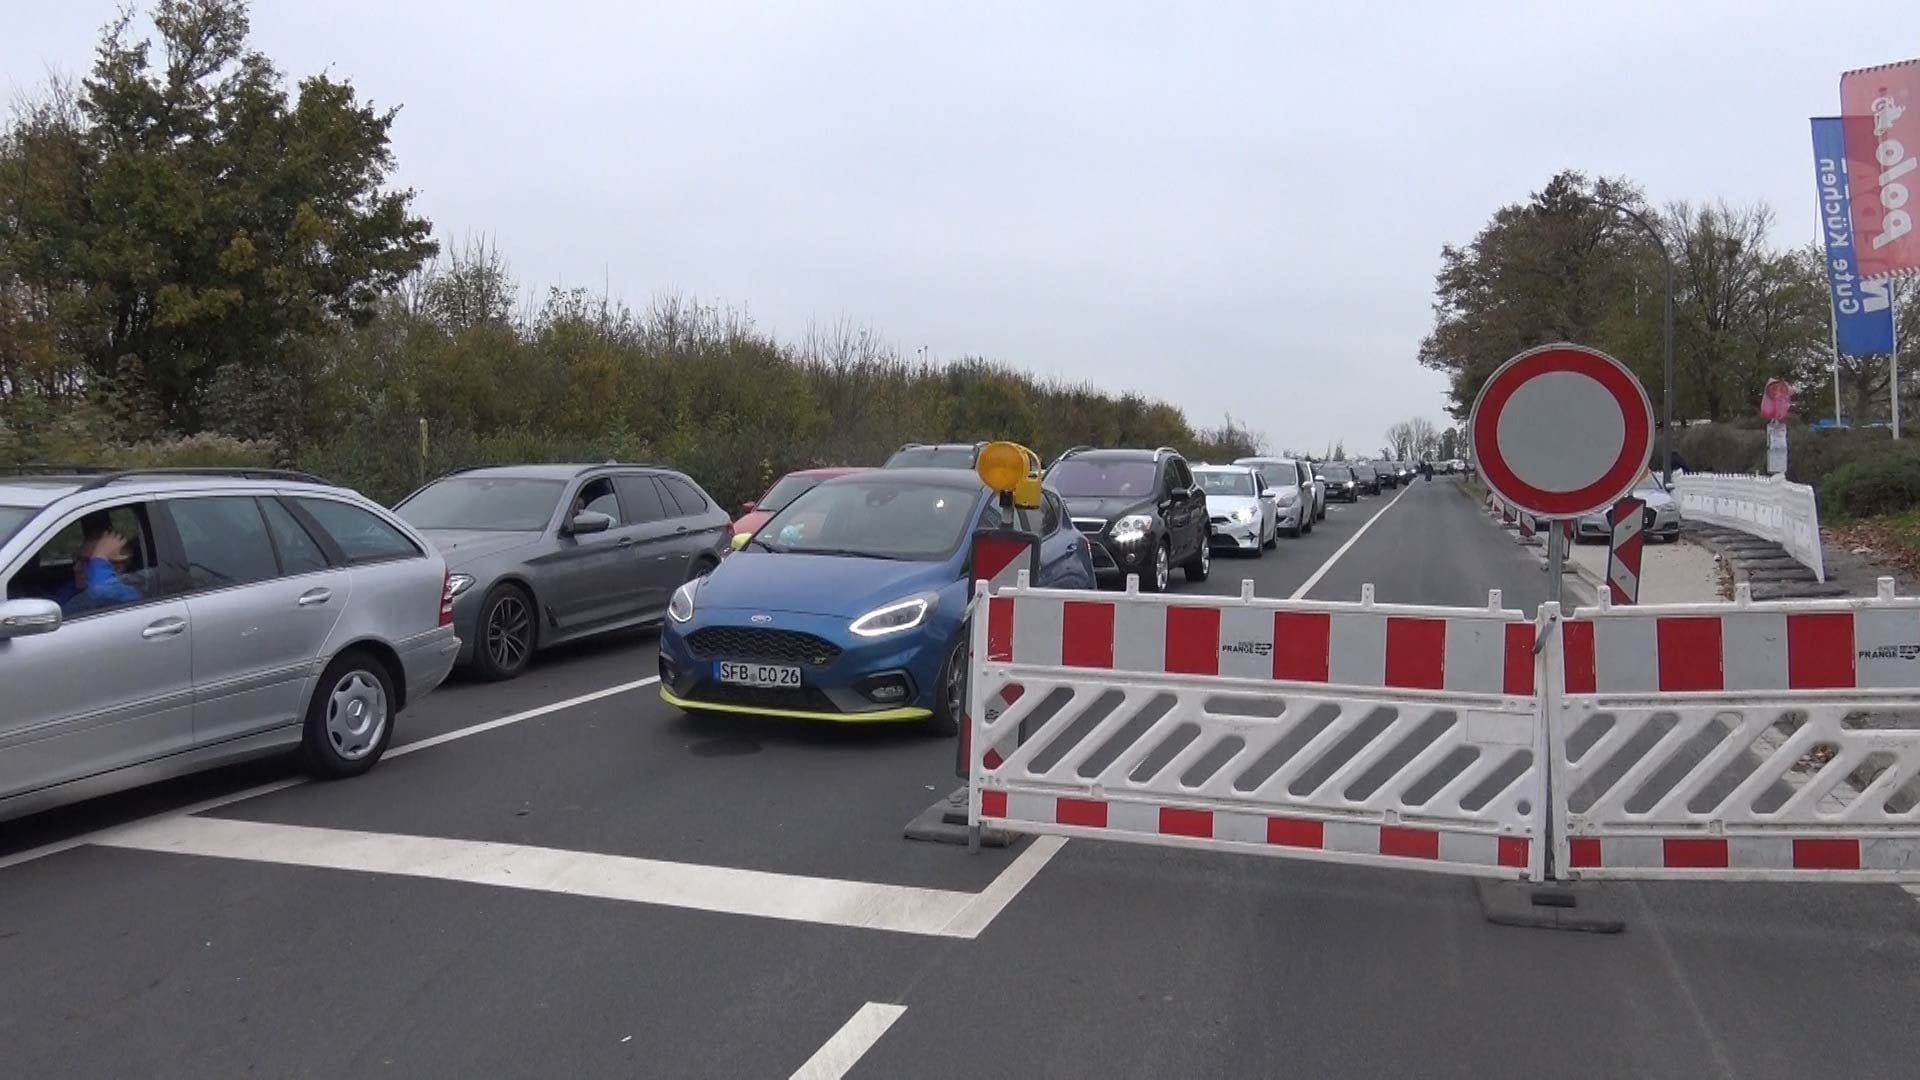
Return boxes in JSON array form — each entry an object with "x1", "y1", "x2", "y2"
[{"x1": 821, "y1": 467, "x2": 985, "y2": 490}]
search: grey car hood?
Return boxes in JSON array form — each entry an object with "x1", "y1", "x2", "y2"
[{"x1": 417, "y1": 529, "x2": 543, "y2": 567}]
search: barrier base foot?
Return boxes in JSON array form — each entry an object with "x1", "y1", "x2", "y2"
[
  {"x1": 903, "y1": 787, "x2": 1015, "y2": 848},
  {"x1": 1477, "y1": 881, "x2": 1624, "y2": 934}
]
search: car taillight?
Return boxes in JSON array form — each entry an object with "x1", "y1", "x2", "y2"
[{"x1": 440, "y1": 571, "x2": 455, "y2": 627}]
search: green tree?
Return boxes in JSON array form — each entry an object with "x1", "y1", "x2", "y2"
[{"x1": 5, "y1": 0, "x2": 435, "y2": 443}]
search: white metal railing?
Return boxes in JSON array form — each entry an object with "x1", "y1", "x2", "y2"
[{"x1": 1672, "y1": 472, "x2": 1825, "y2": 582}]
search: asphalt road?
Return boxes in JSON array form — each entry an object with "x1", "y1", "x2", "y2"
[{"x1": 3, "y1": 476, "x2": 1917, "y2": 1079}]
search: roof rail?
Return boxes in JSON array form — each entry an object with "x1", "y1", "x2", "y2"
[
  {"x1": 70, "y1": 466, "x2": 336, "y2": 493},
  {"x1": 1051, "y1": 445, "x2": 1093, "y2": 465},
  {"x1": 1155, "y1": 446, "x2": 1180, "y2": 458}
]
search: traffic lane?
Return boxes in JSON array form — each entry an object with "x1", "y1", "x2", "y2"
[
  {"x1": 0, "y1": 630, "x2": 661, "y2": 864},
  {"x1": 206, "y1": 675, "x2": 1020, "y2": 892},
  {"x1": 1306, "y1": 476, "x2": 1551, "y2": 611},
  {"x1": 1183, "y1": 491, "x2": 1398, "y2": 602},
  {"x1": 0, "y1": 843, "x2": 958, "y2": 1080},
  {"x1": 864, "y1": 843, "x2": 1920, "y2": 1080}
]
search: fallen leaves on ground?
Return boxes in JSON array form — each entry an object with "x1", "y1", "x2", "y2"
[{"x1": 1825, "y1": 512, "x2": 1920, "y2": 579}]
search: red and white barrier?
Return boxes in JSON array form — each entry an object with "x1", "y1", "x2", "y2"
[
  {"x1": 969, "y1": 577, "x2": 1546, "y2": 881},
  {"x1": 1606, "y1": 497, "x2": 1644, "y2": 604},
  {"x1": 1550, "y1": 581, "x2": 1920, "y2": 882}
]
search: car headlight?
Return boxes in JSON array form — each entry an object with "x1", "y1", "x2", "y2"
[
  {"x1": 1229, "y1": 506, "x2": 1256, "y2": 524},
  {"x1": 1277, "y1": 489, "x2": 1299, "y2": 507},
  {"x1": 668, "y1": 579, "x2": 700, "y2": 623},
  {"x1": 446, "y1": 573, "x2": 476, "y2": 598},
  {"x1": 850, "y1": 594, "x2": 935, "y2": 637},
  {"x1": 1110, "y1": 514, "x2": 1153, "y2": 544}
]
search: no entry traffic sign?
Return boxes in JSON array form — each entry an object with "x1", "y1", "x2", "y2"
[{"x1": 1469, "y1": 343, "x2": 1653, "y2": 519}]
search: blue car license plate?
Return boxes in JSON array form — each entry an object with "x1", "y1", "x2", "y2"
[{"x1": 715, "y1": 661, "x2": 802, "y2": 688}]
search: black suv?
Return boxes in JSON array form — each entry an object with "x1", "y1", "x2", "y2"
[{"x1": 1045, "y1": 447, "x2": 1210, "y2": 592}]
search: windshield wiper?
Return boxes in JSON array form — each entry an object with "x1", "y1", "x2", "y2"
[
  {"x1": 745, "y1": 537, "x2": 783, "y2": 553},
  {"x1": 799, "y1": 547, "x2": 907, "y2": 560}
]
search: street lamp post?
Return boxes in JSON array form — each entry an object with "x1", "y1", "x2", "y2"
[{"x1": 1591, "y1": 198, "x2": 1676, "y2": 486}]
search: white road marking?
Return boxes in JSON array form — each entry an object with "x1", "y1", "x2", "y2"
[
  {"x1": 1289, "y1": 486, "x2": 1410, "y2": 600},
  {"x1": 789, "y1": 1003, "x2": 907, "y2": 1080},
  {"x1": 1906, "y1": 885, "x2": 1919, "y2": 904},
  {"x1": 938, "y1": 834, "x2": 1066, "y2": 937},
  {"x1": 93, "y1": 815, "x2": 1000, "y2": 937},
  {"x1": 0, "y1": 677, "x2": 658, "y2": 871}
]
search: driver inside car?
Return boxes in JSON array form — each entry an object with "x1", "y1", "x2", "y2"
[{"x1": 48, "y1": 511, "x2": 144, "y2": 614}]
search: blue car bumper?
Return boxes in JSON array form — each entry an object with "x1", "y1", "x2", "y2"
[{"x1": 658, "y1": 607, "x2": 957, "y2": 723}]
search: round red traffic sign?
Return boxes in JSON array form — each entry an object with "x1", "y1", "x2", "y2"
[{"x1": 1468, "y1": 343, "x2": 1653, "y2": 519}]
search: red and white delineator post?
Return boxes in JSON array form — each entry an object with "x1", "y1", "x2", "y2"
[
  {"x1": 1605, "y1": 497, "x2": 1644, "y2": 605},
  {"x1": 965, "y1": 575, "x2": 1920, "y2": 887}
]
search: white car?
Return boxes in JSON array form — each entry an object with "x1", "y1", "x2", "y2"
[
  {"x1": 1235, "y1": 457, "x2": 1321, "y2": 533},
  {"x1": 1576, "y1": 476, "x2": 1681, "y2": 543},
  {"x1": 1193, "y1": 465, "x2": 1277, "y2": 555}
]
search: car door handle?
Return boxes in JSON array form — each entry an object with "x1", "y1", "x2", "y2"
[
  {"x1": 617, "y1": 537, "x2": 636, "y2": 547},
  {"x1": 142, "y1": 617, "x2": 187, "y2": 640},
  {"x1": 297, "y1": 588, "x2": 333, "y2": 607},
  {"x1": 674, "y1": 525, "x2": 688, "y2": 534}
]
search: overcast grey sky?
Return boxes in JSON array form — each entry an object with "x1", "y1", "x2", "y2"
[{"x1": 2, "y1": 1, "x2": 1901, "y2": 455}]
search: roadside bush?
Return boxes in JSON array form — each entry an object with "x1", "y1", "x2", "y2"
[
  {"x1": 1789, "y1": 426, "x2": 1897, "y2": 492},
  {"x1": 1822, "y1": 450, "x2": 1920, "y2": 518},
  {"x1": 1675, "y1": 422, "x2": 1763, "y2": 473}
]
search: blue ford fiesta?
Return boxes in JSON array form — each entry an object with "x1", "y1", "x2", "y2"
[{"x1": 658, "y1": 468, "x2": 1093, "y2": 732}]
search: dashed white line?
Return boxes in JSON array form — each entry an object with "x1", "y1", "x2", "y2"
[
  {"x1": 1289, "y1": 486, "x2": 1410, "y2": 600},
  {"x1": 790, "y1": 1002, "x2": 907, "y2": 1080}
]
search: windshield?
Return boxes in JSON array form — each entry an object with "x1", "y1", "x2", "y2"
[
  {"x1": 757, "y1": 474, "x2": 824, "y2": 514},
  {"x1": 1047, "y1": 459, "x2": 1156, "y2": 498},
  {"x1": 886, "y1": 446, "x2": 976, "y2": 469},
  {"x1": 1194, "y1": 471, "x2": 1255, "y2": 497},
  {"x1": 1320, "y1": 465, "x2": 1353, "y2": 481},
  {"x1": 397, "y1": 477, "x2": 566, "y2": 531},
  {"x1": 757, "y1": 477, "x2": 983, "y2": 560},
  {"x1": 0, "y1": 506, "x2": 31, "y2": 546}
]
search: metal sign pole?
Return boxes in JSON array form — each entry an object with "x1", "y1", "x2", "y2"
[{"x1": 1546, "y1": 519, "x2": 1563, "y2": 608}]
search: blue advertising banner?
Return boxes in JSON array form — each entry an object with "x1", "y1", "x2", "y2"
[{"x1": 1811, "y1": 117, "x2": 1897, "y2": 356}]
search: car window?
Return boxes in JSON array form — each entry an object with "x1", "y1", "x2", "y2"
[
  {"x1": 658, "y1": 476, "x2": 710, "y2": 518},
  {"x1": 1195, "y1": 470, "x2": 1255, "y2": 496},
  {"x1": 261, "y1": 497, "x2": 331, "y2": 575},
  {"x1": 1041, "y1": 491, "x2": 1063, "y2": 535},
  {"x1": 6, "y1": 500, "x2": 164, "y2": 617},
  {"x1": 614, "y1": 475, "x2": 669, "y2": 524},
  {"x1": 0, "y1": 505, "x2": 31, "y2": 547},
  {"x1": 977, "y1": 499, "x2": 1007, "y2": 531},
  {"x1": 1047, "y1": 459, "x2": 1156, "y2": 498},
  {"x1": 395, "y1": 477, "x2": 564, "y2": 531},
  {"x1": 171, "y1": 496, "x2": 281, "y2": 590},
  {"x1": 571, "y1": 477, "x2": 622, "y2": 523},
  {"x1": 295, "y1": 498, "x2": 422, "y2": 563},
  {"x1": 1169, "y1": 458, "x2": 1194, "y2": 491}
]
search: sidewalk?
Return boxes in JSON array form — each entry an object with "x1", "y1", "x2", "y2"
[{"x1": 1564, "y1": 538, "x2": 1729, "y2": 605}]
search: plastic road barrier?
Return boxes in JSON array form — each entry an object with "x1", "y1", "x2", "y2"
[{"x1": 966, "y1": 575, "x2": 1920, "y2": 886}]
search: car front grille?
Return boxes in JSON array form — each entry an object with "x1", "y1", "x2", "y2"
[
  {"x1": 1089, "y1": 543, "x2": 1119, "y2": 571},
  {"x1": 690, "y1": 682, "x2": 842, "y2": 713},
  {"x1": 685, "y1": 627, "x2": 843, "y2": 666},
  {"x1": 1072, "y1": 518, "x2": 1106, "y2": 535}
]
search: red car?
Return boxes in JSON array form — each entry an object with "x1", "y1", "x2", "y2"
[{"x1": 732, "y1": 467, "x2": 865, "y2": 539}]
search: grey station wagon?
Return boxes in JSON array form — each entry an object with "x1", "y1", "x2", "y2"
[
  {"x1": 0, "y1": 468, "x2": 460, "y2": 823},
  {"x1": 394, "y1": 464, "x2": 732, "y2": 680}
]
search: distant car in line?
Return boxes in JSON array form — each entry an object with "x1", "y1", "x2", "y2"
[
  {"x1": 883, "y1": 443, "x2": 986, "y2": 469},
  {"x1": 0, "y1": 467, "x2": 460, "y2": 823},
  {"x1": 1317, "y1": 463, "x2": 1360, "y2": 502},
  {"x1": 1351, "y1": 463, "x2": 1382, "y2": 496},
  {"x1": 395, "y1": 463, "x2": 731, "y2": 681},
  {"x1": 1193, "y1": 464, "x2": 1276, "y2": 555},
  {"x1": 733, "y1": 467, "x2": 864, "y2": 543},
  {"x1": 658, "y1": 468, "x2": 1093, "y2": 733},
  {"x1": 1236, "y1": 456, "x2": 1323, "y2": 530},
  {"x1": 1575, "y1": 474, "x2": 1681, "y2": 545}
]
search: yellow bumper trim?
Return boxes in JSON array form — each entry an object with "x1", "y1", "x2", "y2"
[{"x1": 659, "y1": 686, "x2": 931, "y2": 724}]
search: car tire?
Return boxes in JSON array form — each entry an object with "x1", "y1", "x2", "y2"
[
  {"x1": 1142, "y1": 539, "x2": 1171, "y2": 593},
  {"x1": 472, "y1": 583, "x2": 536, "y2": 682},
  {"x1": 300, "y1": 648, "x2": 396, "y2": 779},
  {"x1": 1183, "y1": 530, "x2": 1211, "y2": 582},
  {"x1": 928, "y1": 631, "x2": 966, "y2": 737}
]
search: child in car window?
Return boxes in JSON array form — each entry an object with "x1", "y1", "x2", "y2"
[{"x1": 50, "y1": 512, "x2": 143, "y2": 614}]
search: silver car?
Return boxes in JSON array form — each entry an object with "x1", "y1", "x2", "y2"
[
  {"x1": 395, "y1": 464, "x2": 732, "y2": 680},
  {"x1": 1576, "y1": 476, "x2": 1682, "y2": 543},
  {"x1": 1236, "y1": 457, "x2": 1324, "y2": 532},
  {"x1": 0, "y1": 468, "x2": 459, "y2": 823}
]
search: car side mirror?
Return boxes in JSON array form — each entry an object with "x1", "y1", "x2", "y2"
[
  {"x1": 1261, "y1": 487, "x2": 1280, "y2": 500},
  {"x1": 740, "y1": 501, "x2": 758, "y2": 515},
  {"x1": 566, "y1": 511, "x2": 614, "y2": 536},
  {"x1": 0, "y1": 598, "x2": 62, "y2": 640}
]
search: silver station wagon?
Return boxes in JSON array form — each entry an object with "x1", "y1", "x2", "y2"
[{"x1": 0, "y1": 468, "x2": 460, "y2": 822}]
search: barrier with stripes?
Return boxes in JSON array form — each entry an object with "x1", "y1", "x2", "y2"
[
  {"x1": 1549, "y1": 581, "x2": 1920, "y2": 882},
  {"x1": 967, "y1": 574, "x2": 1920, "y2": 887},
  {"x1": 968, "y1": 577, "x2": 1548, "y2": 880}
]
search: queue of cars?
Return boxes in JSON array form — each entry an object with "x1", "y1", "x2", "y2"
[{"x1": 0, "y1": 447, "x2": 1431, "y2": 819}]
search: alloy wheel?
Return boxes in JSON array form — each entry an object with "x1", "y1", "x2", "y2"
[
  {"x1": 326, "y1": 670, "x2": 388, "y2": 761},
  {"x1": 486, "y1": 594, "x2": 532, "y2": 672}
]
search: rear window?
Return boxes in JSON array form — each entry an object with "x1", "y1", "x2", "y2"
[
  {"x1": 171, "y1": 497, "x2": 280, "y2": 589},
  {"x1": 658, "y1": 476, "x2": 710, "y2": 517},
  {"x1": 295, "y1": 498, "x2": 422, "y2": 563},
  {"x1": 886, "y1": 446, "x2": 977, "y2": 469}
]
